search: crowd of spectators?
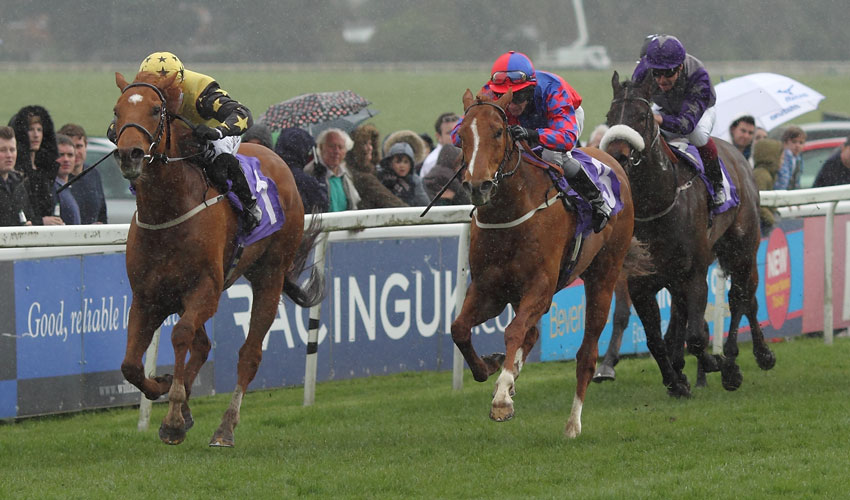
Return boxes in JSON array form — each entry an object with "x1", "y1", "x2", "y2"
[
  {"x1": 7, "y1": 98, "x2": 850, "y2": 228},
  {"x1": 2, "y1": 105, "x2": 109, "y2": 227}
]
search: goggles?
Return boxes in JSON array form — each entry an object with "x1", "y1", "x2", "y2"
[
  {"x1": 652, "y1": 67, "x2": 679, "y2": 78},
  {"x1": 490, "y1": 70, "x2": 536, "y2": 86}
]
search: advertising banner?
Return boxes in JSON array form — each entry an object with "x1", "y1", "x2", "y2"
[{"x1": 540, "y1": 217, "x2": 806, "y2": 362}]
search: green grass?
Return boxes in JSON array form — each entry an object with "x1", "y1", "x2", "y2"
[
  {"x1": 3, "y1": 65, "x2": 849, "y2": 146},
  {"x1": 1, "y1": 335, "x2": 848, "y2": 498}
]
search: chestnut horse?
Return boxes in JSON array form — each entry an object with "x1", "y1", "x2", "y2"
[
  {"x1": 451, "y1": 89, "x2": 639, "y2": 437},
  {"x1": 113, "y1": 71, "x2": 323, "y2": 446},
  {"x1": 601, "y1": 72, "x2": 775, "y2": 398}
]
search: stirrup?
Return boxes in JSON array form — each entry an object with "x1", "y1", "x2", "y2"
[
  {"x1": 590, "y1": 198, "x2": 611, "y2": 233},
  {"x1": 710, "y1": 185, "x2": 727, "y2": 208},
  {"x1": 240, "y1": 201, "x2": 261, "y2": 232}
]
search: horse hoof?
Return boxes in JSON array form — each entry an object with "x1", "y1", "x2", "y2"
[
  {"x1": 666, "y1": 382, "x2": 691, "y2": 399},
  {"x1": 564, "y1": 420, "x2": 582, "y2": 438},
  {"x1": 209, "y1": 427, "x2": 235, "y2": 448},
  {"x1": 755, "y1": 348, "x2": 776, "y2": 371},
  {"x1": 490, "y1": 403, "x2": 514, "y2": 422},
  {"x1": 592, "y1": 364, "x2": 616, "y2": 383},
  {"x1": 721, "y1": 360, "x2": 743, "y2": 391},
  {"x1": 158, "y1": 423, "x2": 186, "y2": 445},
  {"x1": 701, "y1": 354, "x2": 722, "y2": 373}
]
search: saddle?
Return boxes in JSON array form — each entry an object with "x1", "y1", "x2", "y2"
[{"x1": 664, "y1": 139, "x2": 740, "y2": 216}]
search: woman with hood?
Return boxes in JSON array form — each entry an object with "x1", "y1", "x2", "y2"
[
  {"x1": 751, "y1": 138, "x2": 783, "y2": 232},
  {"x1": 8, "y1": 105, "x2": 61, "y2": 225},
  {"x1": 346, "y1": 124, "x2": 407, "y2": 209},
  {"x1": 274, "y1": 127, "x2": 329, "y2": 214},
  {"x1": 377, "y1": 141, "x2": 430, "y2": 207}
]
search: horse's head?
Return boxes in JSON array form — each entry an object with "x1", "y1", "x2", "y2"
[
  {"x1": 600, "y1": 71, "x2": 657, "y2": 172},
  {"x1": 112, "y1": 71, "x2": 182, "y2": 181},
  {"x1": 456, "y1": 89, "x2": 516, "y2": 206}
]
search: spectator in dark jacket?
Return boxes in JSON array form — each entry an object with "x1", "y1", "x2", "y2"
[
  {"x1": 813, "y1": 136, "x2": 850, "y2": 188},
  {"x1": 377, "y1": 142, "x2": 430, "y2": 207},
  {"x1": 274, "y1": 127, "x2": 328, "y2": 214},
  {"x1": 8, "y1": 105, "x2": 62, "y2": 225},
  {"x1": 0, "y1": 125, "x2": 34, "y2": 226}
]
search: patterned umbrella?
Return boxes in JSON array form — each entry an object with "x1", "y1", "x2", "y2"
[{"x1": 258, "y1": 90, "x2": 376, "y2": 133}]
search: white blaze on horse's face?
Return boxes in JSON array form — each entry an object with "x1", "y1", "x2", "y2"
[
  {"x1": 128, "y1": 93, "x2": 144, "y2": 105},
  {"x1": 468, "y1": 118, "x2": 480, "y2": 177}
]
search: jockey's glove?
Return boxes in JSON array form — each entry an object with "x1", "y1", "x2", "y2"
[
  {"x1": 194, "y1": 124, "x2": 224, "y2": 142},
  {"x1": 508, "y1": 125, "x2": 539, "y2": 145}
]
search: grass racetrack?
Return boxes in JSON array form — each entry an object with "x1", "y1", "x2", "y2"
[{"x1": 1, "y1": 335, "x2": 848, "y2": 498}]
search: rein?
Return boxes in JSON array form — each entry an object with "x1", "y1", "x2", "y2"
[{"x1": 610, "y1": 88, "x2": 696, "y2": 223}]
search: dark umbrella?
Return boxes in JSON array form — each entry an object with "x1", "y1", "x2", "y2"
[{"x1": 258, "y1": 90, "x2": 378, "y2": 134}]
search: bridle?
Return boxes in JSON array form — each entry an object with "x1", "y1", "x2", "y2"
[
  {"x1": 609, "y1": 86, "x2": 697, "y2": 222},
  {"x1": 116, "y1": 81, "x2": 202, "y2": 165},
  {"x1": 609, "y1": 89, "x2": 660, "y2": 169},
  {"x1": 461, "y1": 101, "x2": 521, "y2": 188},
  {"x1": 116, "y1": 81, "x2": 223, "y2": 230}
]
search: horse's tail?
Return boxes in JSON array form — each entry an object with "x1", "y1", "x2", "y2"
[
  {"x1": 282, "y1": 214, "x2": 325, "y2": 308},
  {"x1": 622, "y1": 237, "x2": 654, "y2": 278}
]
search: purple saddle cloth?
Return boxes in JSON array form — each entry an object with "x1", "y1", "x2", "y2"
[
  {"x1": 669, "y1": 142, "x2": 740, "y2": 216},
  {"x1": 227, "y1": 154, "x2": 285, "y2": 246},
  {"x1": 542, "y1": 148, "x2": 625, "y2": 239}
]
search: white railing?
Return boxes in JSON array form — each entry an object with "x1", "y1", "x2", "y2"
[
  {"x1": 4, "y1": 188, "x2": 850, "y2": 422},
  {"x1": 762, "y1": 185, "x2": 850, "y2": 345}
]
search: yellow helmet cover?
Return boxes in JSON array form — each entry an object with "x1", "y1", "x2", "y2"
[{"x1": 139, "y1": 51, "x2": 185, "y2": 83}]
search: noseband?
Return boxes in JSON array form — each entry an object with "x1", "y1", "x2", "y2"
[{"x1": 462, "y1": 101, "x2": 520, "y2": 187}]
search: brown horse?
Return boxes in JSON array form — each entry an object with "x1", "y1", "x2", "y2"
[
  {"x1": 602, "y1": 72, "x2": 775, "y2": 397},
  {"x1": 113, "y1": 71, "x2": 323, "y2": 446},
  {"x1": 450, "y1": 89, "x2": 640, "y2": 437}
]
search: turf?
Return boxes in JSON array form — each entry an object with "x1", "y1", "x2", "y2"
[{"x1": 1, "y1": 335, "x2": 848, "y2": 498}]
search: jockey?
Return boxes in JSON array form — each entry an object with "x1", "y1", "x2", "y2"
[
  {"x1": 114, "y1": 51, "x2": 261, "y2": 230},
  {"x1": 453, "y1": 50, "x2": 611, "y2": 232},
  {"x1": 632, "y1": 35, "x2": 726, "y2": 208}
]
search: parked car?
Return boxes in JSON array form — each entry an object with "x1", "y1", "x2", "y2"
[{"x1": 86, "y1": 137, "x2": 136, "y2": 223}]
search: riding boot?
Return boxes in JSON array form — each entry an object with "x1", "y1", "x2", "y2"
[
  {"x1": 213, "y1": 153, "x2": 262, "y2": 232},
  {"x1": 697, "y1": 140, "x2": 726, "y2": 209},
  {"x1": 563, "y1": 156, "x2": 612, "y2": 233},
  {"x1": 703, "y1": 156, "x2": 726, "y2": 209}
]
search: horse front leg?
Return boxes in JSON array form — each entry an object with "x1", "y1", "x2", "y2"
[
  {"x1": 565, "y1": 262, "x2": 619, "y2": 437},
  {"x1": 629, "y1": 281, "x2": 690, "y2": 398},
  {"x1": 490, "y1": 284, "x2": 552, "y2": 423},
  {"x1": 179, "y1": 324, "x2": 212, "y2": 432},
  {"x1": 450, "y1": 281, "x2": 508, "y2": 383},
  {"x1": 593, "y1": 279, "x2": 631, "y2": 383},
  {"x1": 121, "y1": 302, "x2": 172, "y2": 400},
  {"x1": 159, "y1": 284, "x2": 220, "y2": 445},
  {"x1": 210, "y1": 274, "x2": 285, "y2": 447}
]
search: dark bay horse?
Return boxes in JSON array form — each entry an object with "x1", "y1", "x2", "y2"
[
  {"x1": 451, "y1": 89, "x2": 641, "y2": 437},
  {"x1": 113, "y1": 71, "x2": 323, "y2": 446},
  {"x1": 601, "y1": 72, "x2": 775, "y2": 397}
]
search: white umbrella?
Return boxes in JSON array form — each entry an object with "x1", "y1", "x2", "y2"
[{"x1": 710, "y1": 72, "x2": 825, "y2": 141}]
